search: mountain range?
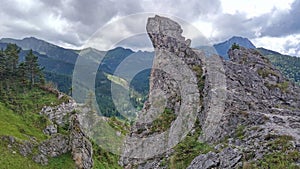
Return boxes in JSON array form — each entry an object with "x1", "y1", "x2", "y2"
[{"x1": 0, "y1": 36, "x2": 299, "y2": 117}]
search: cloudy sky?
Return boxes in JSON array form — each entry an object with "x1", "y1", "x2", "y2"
[{"x1": 0, "y1": 0, "x2": 299, "y2": 56}]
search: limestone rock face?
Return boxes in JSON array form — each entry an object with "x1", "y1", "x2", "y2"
[
  {"x1": 38, "y1": 99, "x2": 92, "y2": 167},
  {"x1": 212, "y1": 48, "x2": 300, "y2": 142},
  {"x1": 40, "y1": 99, "x2": 76, "y2": 127},
  {"x1": 188, "y1": 147, "x2": 242, "y2": 169},
  {"x1": 33, "y1": 134, "x2": 69, "y2": 165},
  {"x1": 38, "y1": 134, "x2": 69, "y2": 157},
  {"x1": 120, "y1": 15, "x2": 203, "y2": 168},
  {"x1": 195, "y1": 51, "x2": 227, "y2": 142},
  {"x1": 70, "y1": 115, "x2": 93, "y2": 169},
  {"x1": 19, "y1": 140, "x2": 34, "y2": 157},
  {"x1": 189, "y1": 47, "x2": 300, "y2": 168},
  {"x1": 43, "y1": 124, "x2": 57, "y2": 135},
  {"x1": 121, "y1": 15, "x2": 300, "y2": 168}
]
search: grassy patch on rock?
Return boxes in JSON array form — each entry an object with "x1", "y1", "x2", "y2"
[
  {"x1": 150, "y1": 108, "x2": 176, "y2": 133},
  {"x1": 92, "y1": 140, "x2": 123, "y2": 169},
  {"x1": 0, "y1": 137, "x2": 75, "y2": 169},
  {"x1": 244, "y1": 135, "x2": 300, "y2": 169},
  {"x1": 168, "y1": 121, "x2": 213, "y2": 169}
]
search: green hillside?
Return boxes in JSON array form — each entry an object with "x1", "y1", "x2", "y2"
[
  {"x1": 0, "y1": 44, "x2": 126, "y2": 168},
  {"x1": 0, "y1": 101, "x2": 76, "y2": 169},
  {"x1": 0, "y1": 43, "x2": 74, "y2": 168}
]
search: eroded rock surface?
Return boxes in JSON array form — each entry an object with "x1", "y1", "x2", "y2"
[
  {"x1": 195, "y1": 51, "x2": 227, "y2": 142},
  {"x1": 188, "y1": 147, "x2": 242, "y2": 169},
  {"x1": 120, "y1": 15, "x2": 205, "y2": 168},
  {"x1": 39, "y1": 100, "x2": 93, "y2": 169},
  {"x1": 70, "y1": 115, "x2": 93, "y2": 169},
  {"x1": 121, "y1": 15, "x2": 300, "y2": 169},
  {"x1": 189, "y1": 47, "x2": 300, "y2": 168},
  {"x1": 1, "y1": 99, "x2": 95, "y2": 169}
]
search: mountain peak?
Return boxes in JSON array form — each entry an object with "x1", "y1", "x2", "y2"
[
  {"x1": 23, "y1": 36, "x2": 39, "y2": 40},
  {"x1": 214, "y1": 36, "x2": 256, "y2": 60},
  {"x1": 108, "y1": 46, "x2": 134, "y2": 54},
  {"x1": 22, "y1": 37, "x2": 49, "y2": 44},
  {"x1": 230, "y1": 36, "x2": 250, "y2": 40}
]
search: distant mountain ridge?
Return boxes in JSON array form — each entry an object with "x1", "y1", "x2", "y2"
[
  {"x1": 257, "y1": 47, "x2": 282, "y2": 56},
  {"x1": 0, "y1": 37, "x2": 78, "y2": 64},
  {"x1": 0, "y1": 37, "x2": 153, "y2": 118},
  {"x1": 0, "y1": 36, "x2": 298, "y2": 118}
]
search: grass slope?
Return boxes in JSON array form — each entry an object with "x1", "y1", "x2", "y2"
[{"x1": 0, "y1": 87, "x2": 76, "y2": 168}]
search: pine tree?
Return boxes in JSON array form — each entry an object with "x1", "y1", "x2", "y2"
[
  {"x1": 0, "y1": 49, "x2": 5, "y2": 80},
  {"x1": 24, "y1": 50, "x2": 42, "y2": 87},
  {"x1": 17, "y1": 62, "x2": 28, "y2": 86},
  {"x1": 4, "y1": 44, "x2": 20, "y2": 76}
]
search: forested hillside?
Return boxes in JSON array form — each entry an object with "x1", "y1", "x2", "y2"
[
  {"x1": 258, "y1": 48, "x2": 300, "y2": 86},
  {"x1": 0, "y1": 44, "x2": 76, "y2": 168},
  {"x1": 0, "y1": 39, "x2": 150, "y2": 118}
]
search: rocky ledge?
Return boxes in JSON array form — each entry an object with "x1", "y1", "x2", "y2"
[{"x1": 2, "y1": 99, "x2": 93, "y2": 169}]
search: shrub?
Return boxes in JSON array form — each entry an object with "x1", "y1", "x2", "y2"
[{"x1": 231, "y1": 43, "x2": 240, "y2": 50}]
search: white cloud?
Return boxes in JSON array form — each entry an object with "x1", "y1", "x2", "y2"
[
  {"x1": 221, "y1": 0, "x2": 294, "y2": 17},
  {"x1": 192, "y1": 20, "x2": 214, "y2": 39},
  {"x1": 252, "y1": 34, "x2": 300, "y2": 56}
]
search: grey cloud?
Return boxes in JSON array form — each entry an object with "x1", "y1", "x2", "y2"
[
  {"x1": 141, "y1": 0, "x2": 221, "y2": 21},
  {"x1": 0, "y1": 0, "x2": 145, "y2": 48},
  {"x1": 0, "y1": 0, "x2": 298, "y2": 52},
  {"x1": 261, "y1": 0, "x2": 300, "y2": 37},
  {"x1": 210, "y1": 13, "x2": 264, "y2": 42},
  {"x1": 0, "y1": 0, "x2": 222, "y2": 49},
  {"x1": 208, "y1": 5, "x2": 299, "y2": 43},
  {"x1": 283, "y1": 38, "x2": 300, "y2": 56},
  {"x1": 42, "y1": 0, "x2": 145, "y2": 45}
]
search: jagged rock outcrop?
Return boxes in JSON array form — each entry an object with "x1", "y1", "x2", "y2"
[
  {"x1": 33, "y1": 134, "x2": 69, "y2": 165},
  {"x1": 120, "y1": 15, "x2": 203, "y2": 168},
  {"x1": 70, "y1": 115, "x2": 93, "y2": 169},
  {"x1": 204, "y1": 47, "x2": 300, "y2": 143},
  {"x1": 188, "y1": 47, "x2": 300, "y2": 168},
  {"x1": 40, "y1": 99, "x2": 76, "y2": 126},
  {"x1": 1, "y1": 98, "x2": 94, "y2": 168},
  {"x1": 43, "y1": 124, "x2": 58, "y2": 135},
  {"x1": 195, "y1": 52, "x2": 227, "y2": 142},
  {"x1": 188, "y1": 147, "x2": 242, "y2": 169},
  {"x1": 19, "y1": 140, "x2": 35, "y2": 157},
  {"x1": 38, "y1": 99, "x2": 94, "y2": 169},
  {"x1": 121, "y1": 15, "x2": 300, "y2": 168}
]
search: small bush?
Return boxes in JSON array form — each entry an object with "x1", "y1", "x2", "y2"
[
  {"x1": 265, "y1": 81, "x2": 289, "y2": 93},
  {"x1": 231, "y1": 43, "x2": 240, "y2": 50}
]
